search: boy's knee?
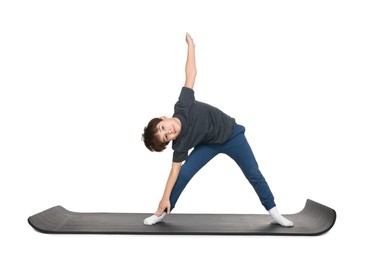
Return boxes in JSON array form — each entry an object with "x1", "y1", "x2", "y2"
[
  {"x1": 176, "y1": 171, "x2": 192, "y2": 184},
  {"x1": 244, "y1": 165, "x2": 264, "y2": 182}
]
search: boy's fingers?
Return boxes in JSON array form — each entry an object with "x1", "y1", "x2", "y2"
[{"x1": 155, "y1": 208, "x2": 162, "y2": 216}]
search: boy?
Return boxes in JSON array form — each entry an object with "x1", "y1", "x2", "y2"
[{"x1": 142, "y1": 33, "x2": 293, "y2": 227}]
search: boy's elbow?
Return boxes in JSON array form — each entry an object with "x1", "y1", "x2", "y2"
[{"x1": 186, "y1": 70, "x2": 197, "y2": 79}]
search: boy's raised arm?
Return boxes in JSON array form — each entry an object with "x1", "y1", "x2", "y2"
[{"x1": 184, "y1": 33, "x2": 197, "y2": 89}]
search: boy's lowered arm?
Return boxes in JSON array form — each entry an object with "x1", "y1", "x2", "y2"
[
  {"x1": 184, "y1": 33, "x2": 197, "y2": 89},
  {"x1": 155, "y1": 162, "x2": 182, "y2": 216}
]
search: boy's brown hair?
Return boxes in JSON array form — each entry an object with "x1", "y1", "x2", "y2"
[{"x1": 142, "y1": 117, "x2": 169, "y2": 152}]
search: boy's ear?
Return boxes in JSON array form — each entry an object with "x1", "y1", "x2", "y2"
[{"x1": 159, "y1": 116, "x2": 168, "y2": 120}]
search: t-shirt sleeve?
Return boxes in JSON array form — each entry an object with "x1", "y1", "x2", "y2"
[
  {"x1": 177, "y1": 87, "x2": 195, "y2": 106},
  {"x1": 173, "y1": 150, "x2": 188, "y2": 163}
]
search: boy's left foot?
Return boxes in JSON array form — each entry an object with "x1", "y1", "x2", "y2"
[
  {"x1": 268, "y1": 206, "x2": 294, "y2": 227},
  {"x1": 143, "y1": 212, "x2": 167, "y2": 226}
]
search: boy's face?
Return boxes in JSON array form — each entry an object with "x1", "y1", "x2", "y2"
[{"x1": 156, "y1": 116, "x2": 181, "y2": 143}]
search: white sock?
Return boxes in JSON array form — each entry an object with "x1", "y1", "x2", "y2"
[
  {"x1": 143, "y1": 212, "x2": 167, "y2": 226},
  {"x1": 268, "y1": 207, "x2": 294, "y2": 227}
]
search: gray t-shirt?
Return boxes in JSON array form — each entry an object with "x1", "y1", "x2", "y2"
[{"x1": 172, "y1": 87, "x2": 235, "y2": 162}]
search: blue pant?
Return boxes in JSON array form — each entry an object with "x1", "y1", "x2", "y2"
[{"x1": 170, "y1": 124, "x2": 276, "y2": 211}]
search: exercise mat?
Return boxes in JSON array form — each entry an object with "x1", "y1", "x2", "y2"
[{"x1": 28, "y1": 199, "x2": 336, "y2": 236}]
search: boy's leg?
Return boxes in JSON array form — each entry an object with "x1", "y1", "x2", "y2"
[
  {"x1": 169, "y1": 144, "x2": 221, "y2": 210},
  {"x1": 224, "y1": 132, "x2": 276, "y2": 210},
  {"x1": 224, "y1": 127, "x2": 293, "y2": 227}
]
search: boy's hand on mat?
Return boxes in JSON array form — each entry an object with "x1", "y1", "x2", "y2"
[{"x1": 156, "y1": 199, "x2": 171, "y2": 216}]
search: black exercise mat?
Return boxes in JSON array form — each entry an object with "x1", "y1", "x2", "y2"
[{"x1": 28, "y1": 199, "x2": 336, "y2": 236}]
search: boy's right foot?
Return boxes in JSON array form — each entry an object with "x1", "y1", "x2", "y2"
[
  {"x1": 143, "y1": 212, "x2": 167, "y2": 225},
  {"x1": 268, "y1": 206, "x2": 294, "y2": 227}
]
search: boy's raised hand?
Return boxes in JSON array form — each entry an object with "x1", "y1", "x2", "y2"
[{"x1": 186, "y1": 32, "x2": 195, "y2": 47}]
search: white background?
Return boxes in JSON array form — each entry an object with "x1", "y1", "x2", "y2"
[{"x1": 1, "y1": 0, "x2": 365, "y2": 259}]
